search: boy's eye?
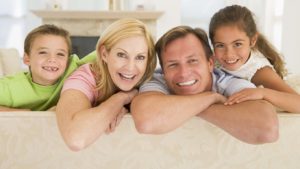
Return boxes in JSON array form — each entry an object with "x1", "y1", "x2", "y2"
[
  {"x1": 117, "y1": 52, "x2": 126, "y2": 58},
  {"x1": 38, "y1": 51, "x2": 47, "y2": 55},
  {"x1": 136, "y1": 55, "x2": 146, "y2": 60},
  {"x1": 57, "y1": 52, "x2": 67, "y2": 57}
]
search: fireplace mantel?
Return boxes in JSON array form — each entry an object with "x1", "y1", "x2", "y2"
[{"x1": 32, "y1": 10, "x2": 163, "y2": 37}]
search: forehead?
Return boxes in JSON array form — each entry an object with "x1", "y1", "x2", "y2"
[
  {"x1": 163, "y1": 34, "x2": 206, "y2": 60},
  {"x1": 215, "y1": 25, "x2": 248, "y2": 40}
]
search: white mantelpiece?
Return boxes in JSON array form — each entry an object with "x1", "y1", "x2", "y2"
[{"x1": 31, "y1": 10, "x2": 163, "y2": 38}]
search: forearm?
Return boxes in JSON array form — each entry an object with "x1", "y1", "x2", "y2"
[
  {"x1": 131, "y1": 91, "x2": 221, "y2": 134},
  {"x1": 198, "y1": 100, "x2": 278, "y2": 144},
  {"x1": 262, "y1": 88, "x2": 300, "y2": 113},
  {"x1": 56, "y1": 91, "x2": 126, "y2": 151},
  {"x1": 0, "y1": 106, "x2": 30, "y2": 111}
]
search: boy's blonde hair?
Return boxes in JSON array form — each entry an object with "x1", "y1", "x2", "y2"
[
  {"x1": 91, "y1": 18, "x2": 157, "y2": 103},
  {"x1": 24, "y1": 24, "x2": 71, "y2": 56}
]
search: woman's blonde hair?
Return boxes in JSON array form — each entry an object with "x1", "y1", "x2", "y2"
[{"x1": 91, "y1": 18, "x2": 156, "y2": 103}]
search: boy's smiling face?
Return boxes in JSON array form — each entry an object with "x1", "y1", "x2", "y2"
[{"x1": 23, "y1": 34, "x2": 69, "y2": 85}]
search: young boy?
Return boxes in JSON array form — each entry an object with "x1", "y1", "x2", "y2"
[{"x1": 0, "y1": 24, "x2": 95, "y2": 111}]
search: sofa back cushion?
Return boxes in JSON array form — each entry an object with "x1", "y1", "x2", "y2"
[{"x1": 0, "y1": 48, "x2": 23, "y2": 77}]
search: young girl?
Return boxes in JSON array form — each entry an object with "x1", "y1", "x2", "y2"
[
  {"x1": 56, "y1": 18, "x2": 157, "y2": 151},
  {"x1": 209, "y1": 5, "x2": 300, "y2": 113}
]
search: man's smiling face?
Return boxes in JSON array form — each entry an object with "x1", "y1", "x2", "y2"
[{"x1": 162, "y1": 33, "x2": 213, "y2": 95}]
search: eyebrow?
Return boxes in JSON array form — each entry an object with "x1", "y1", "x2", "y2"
[{"x1": 115, "y1": 47, "x2": 147, "y2": 55}]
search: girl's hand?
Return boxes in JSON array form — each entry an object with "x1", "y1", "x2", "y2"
[
  {"x1": 105, "y1": 107, "x2": 128, "y2": 134},
  {"x1": 224, "y1": 88, "x2": 264, "y2": 105}
]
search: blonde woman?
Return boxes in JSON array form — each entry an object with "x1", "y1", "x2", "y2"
[{"x1": 56, "y1": 18, "x2": 156, "y2": 151}]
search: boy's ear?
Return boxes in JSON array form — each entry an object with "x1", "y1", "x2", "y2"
[
  {"x1": 23, "y1": 53, "x2": 30, "y2": 66},
  {"x1": 99, "y1": 45, "x2": 108, "y2": 63},
  {"x1": 250, "y1": 33, "x2": 259, "y2": 47}
]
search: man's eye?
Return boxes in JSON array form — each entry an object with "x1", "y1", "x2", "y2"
[
  {"x1": 167, "y1": 63, "x2": 177, "y2": 68},
  {"x1": 214, "y1": 44, "x2": 224, "y2": 48},
  {"x1": 189, "y1": 59, "x2": 198, "y2": 64}
]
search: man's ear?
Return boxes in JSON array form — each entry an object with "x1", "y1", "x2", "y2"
[
  {"x1": 208, "y1": 57, "x2": 214, "y2": 72},
  {"x1": 99, "y1": 45, "x2": 108, "y2": 63},
  {"x1": 250, "y1": 33, "x2": 258, "y2": 47},
  {"x1": 23, "y1": 53, "x2": 30, "y2": 66}
]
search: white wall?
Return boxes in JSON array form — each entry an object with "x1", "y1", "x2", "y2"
[{"x1": 282, "y1": 0, "x2": 300, "y2": 75}]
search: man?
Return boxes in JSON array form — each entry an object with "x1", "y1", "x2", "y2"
[{"x1": 131, "y1": 26, "x2": 278, "y2": 144}]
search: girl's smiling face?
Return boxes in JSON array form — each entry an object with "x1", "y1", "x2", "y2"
[{"x1": 213, "y1": 25, "x2": 257, "y2": 71}]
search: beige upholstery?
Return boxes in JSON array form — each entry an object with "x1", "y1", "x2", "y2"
[
  {"x1": 0, "y1": 112, "x2": 300, "y2": 169},
  {"x1": 0, "y1": 48, "x2": 23, "y2": 77}
]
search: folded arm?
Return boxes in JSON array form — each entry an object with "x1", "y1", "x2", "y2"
[
  {"x1": 131, "y1": 91, "x2": 225, "y2": 134},
  {"x1": 199, "y1": 100, "x2": 279, "y2": 144},
  {"x1": 56, "y1": 89, "x2": 136, "y2": 151}
]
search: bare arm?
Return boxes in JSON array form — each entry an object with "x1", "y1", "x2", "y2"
[
  {"x1": 252, "y1": 66, "x2": 297, "y2": 93},
  {"x1": 56, "y1": 89, "x2": 137, "y2": 151},
  {"x1": 0, "y1": 106, "x2": 30, "y2": 111},
  {"x1": 226, "y1": 88, "x2": 300, "y2": 113},
  {"x1": 131, "y1": 91, "x2": 226, "y2": 134},
  {"x1": 199, "y1": 100, "x2": 279, "y2": 144}
]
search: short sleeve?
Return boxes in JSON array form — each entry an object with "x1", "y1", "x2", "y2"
[
  {"x1": 139, "y1": 70, "x2": 170, "y2": 94},
  {"x1": 62, "y1": 64, "x2": 97, "y2": 103}
]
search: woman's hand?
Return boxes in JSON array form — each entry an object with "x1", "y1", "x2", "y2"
[{"x1": 105, "y1": 107, "x2": 128, "y2": 134}]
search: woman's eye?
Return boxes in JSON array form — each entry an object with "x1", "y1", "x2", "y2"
[
  {"x1": 136, "y1": 55, "x2": 146, "y2": 60},
  {"x1": 117, "y1": 52, "x2": 126, "y2": 58}
]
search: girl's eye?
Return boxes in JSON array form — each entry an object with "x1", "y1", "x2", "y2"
[
  {"x1": 234, "y1": 42, "x2": 242, "y2": 47},
  {"x1": 136, "y1": 55, "x2": 146, "y2": 60},
  {"x1": 117, "y1": 52, "x2": 126, "y2": 58}
]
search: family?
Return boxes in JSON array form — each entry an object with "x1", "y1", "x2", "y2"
[{"x1": 1, "y1": 5, "x2": 300, "y2": 151}]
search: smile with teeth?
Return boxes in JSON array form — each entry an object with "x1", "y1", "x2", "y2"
[
  {"x1": 177, "y1": 80, "x2": 197, "y2": 86},
  {"x1": 225, "y1": 59, "x2": 239, "y2": 64},
  {"x1": 119, "y1": 73, "x2": 136, "y2": 80},
  {"x1": 42, "y1": 66, "x2": 59, "y2": 71}
]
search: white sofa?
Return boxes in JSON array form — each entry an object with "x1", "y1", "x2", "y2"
[
  {"x1": 1, "y1": 112, "x2": 300, "y2": 169},
  {"x1": 1, "y1": 48, "x2": 300, "y2": 169}
]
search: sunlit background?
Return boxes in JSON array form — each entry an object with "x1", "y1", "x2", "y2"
[{"x1": 0, "y1": 0, "x2": 299, "y2": 74}]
